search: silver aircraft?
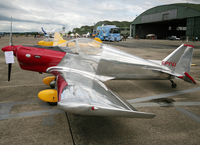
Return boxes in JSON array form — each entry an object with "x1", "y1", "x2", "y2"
[{"x1": 40, "y1": 38, "x2": 195, "y2": 119}]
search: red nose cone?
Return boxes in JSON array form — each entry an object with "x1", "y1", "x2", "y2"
[
  {"x1": 2, "y1": 46, "x2": 17, "y2": 55},
  {"x1": 2, "y1": 46, "x2": 13, "y2": 52}
]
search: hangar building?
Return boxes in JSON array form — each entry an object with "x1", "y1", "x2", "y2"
[{"x1": 130, "y1": 3, "x2": 200, "y2": 40}]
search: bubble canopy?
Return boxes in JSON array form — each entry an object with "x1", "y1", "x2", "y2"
[{"x1": 60, "y1": 38, "x2": 103, "y2": 55}]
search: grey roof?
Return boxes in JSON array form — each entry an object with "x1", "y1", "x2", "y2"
[{"x1": 132, "y1": 3, "x2": 200, "y2": 24}]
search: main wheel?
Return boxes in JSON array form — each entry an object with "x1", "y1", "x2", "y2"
[{"x1": 48, "y1": 102, "x2": 57, "y2": 106}]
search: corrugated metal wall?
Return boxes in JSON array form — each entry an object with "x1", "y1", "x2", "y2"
[
  {"x1": 186, "y1": 16, "x2": 200, "y2": 40},
  {"x1": 141, "y1": 9, "x2": 177, "y2": 23},
  {"x1": 130, "y1": 4, "x2": 200, "y2": 39}
]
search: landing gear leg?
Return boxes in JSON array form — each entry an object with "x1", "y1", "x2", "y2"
[
  {"x1": 49, "y1": 80, "x2": 56, "y2": 89},
  {"x1": 170, "y1": 80, "x2": 177, "y2": 88}
]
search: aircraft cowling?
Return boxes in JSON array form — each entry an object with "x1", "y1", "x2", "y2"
[
  {"x1": 2, "y1": 45, "x2": 18, "y2": 55},
  {"x1": 15, "y1": 46, "x2": 66, "y2": 73}
]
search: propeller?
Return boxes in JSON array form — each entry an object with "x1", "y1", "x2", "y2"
[
  {"x1": 8, "y1": 63, "x2": 12, "y2": 81},
  {"x1": 8, "y1": 17, "x2": 13, "y2": 81}
]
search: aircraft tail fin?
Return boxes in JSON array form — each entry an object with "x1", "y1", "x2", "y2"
[
  {"x1": 162, "y1": 44, "x2": 196, "y2": 84},
  {"x1": 41, "y1": 27, "x2": 47, "y2": 35}
]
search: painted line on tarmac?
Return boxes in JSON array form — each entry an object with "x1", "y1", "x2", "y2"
[
  {"x1": 0, "y1": 100, "x2": 38, "y2": 106},
  {"x1": 0, "y1": 84, "x2": 45, "y2": 89},
  {"x1": 0, "y1": 109, "x2": 64, "y2": 121},
  {"x1": 131, "y1": 102, "x2": 200, "y2": 108},
  {"x1": 127, "y1": 87, "x2": 200, "y2": 103},
  {"x1": 0, "y1": 100, "x2": 50, "y2": 115},
  {"x1": 176, "y1": 107, "x2": 200, "y2": 123}
]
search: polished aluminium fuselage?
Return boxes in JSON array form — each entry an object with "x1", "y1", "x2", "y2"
[
  {"x1": 48, "y1": 41, "x2": 171, "y2": 118},
  {"x1": 57, "y1": 43, "x2": 171, "y2": 82}
]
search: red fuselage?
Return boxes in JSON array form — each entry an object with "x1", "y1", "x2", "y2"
[{"x1": 2, "y1": 45, "x2": 66, "y2": 73}]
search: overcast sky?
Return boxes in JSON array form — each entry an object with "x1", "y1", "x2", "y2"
[{"x1": 0, "y1": 0, "x2": 200, "y2": 32}]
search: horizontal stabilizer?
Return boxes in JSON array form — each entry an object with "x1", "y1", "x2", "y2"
[{"x1": 178, "y1": 72, "x2": 196, "y2": 84}]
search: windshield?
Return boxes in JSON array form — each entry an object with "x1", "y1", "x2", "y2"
[
  {"x1": 60, "y1": 38, "x2": 103, "y2": 55},
  {"x1": 110, "y1": 28, "x2": 120, "y2": 34}
]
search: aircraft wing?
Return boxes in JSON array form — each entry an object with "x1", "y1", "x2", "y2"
[{"x1": 47, "y1": 66, "x2": 155, "y2": 118}]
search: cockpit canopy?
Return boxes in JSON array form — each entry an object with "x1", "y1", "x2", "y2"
[{"x1": 60, "y1": 38, "x2": 103, "y2": 55}]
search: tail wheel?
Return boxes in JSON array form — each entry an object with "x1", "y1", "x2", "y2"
[{"x1": 170, "y1": 80, "x2": 177, "y2": 88}]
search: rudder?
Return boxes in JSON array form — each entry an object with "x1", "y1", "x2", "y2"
[
  {"x1": 162, "y1": 44, "x2": 195, "y2": 84},
  {"x1": 162, "y1": 44, "x2": 194, "y2": 73}
]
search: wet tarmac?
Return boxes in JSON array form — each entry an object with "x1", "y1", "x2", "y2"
[{"x1": 0, "y1": 36, "x2": 200, "y2": 145}]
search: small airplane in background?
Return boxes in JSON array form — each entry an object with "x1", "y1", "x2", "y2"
[
  {"x1": 38, "y1": 28, "x2": 102, "y2": 47},
  {"x1": 39, "y1": 27, "x2": 67, "y2": 46},
  {"x1": 1, "y1": 21, "x2": 196, "y2": 118},
  {"x1": 41, "y1": 27, "x2": 53, "y2": 38},
  {"x1": 38, "y1": 32, "x2": 67, "y2": 47}
]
